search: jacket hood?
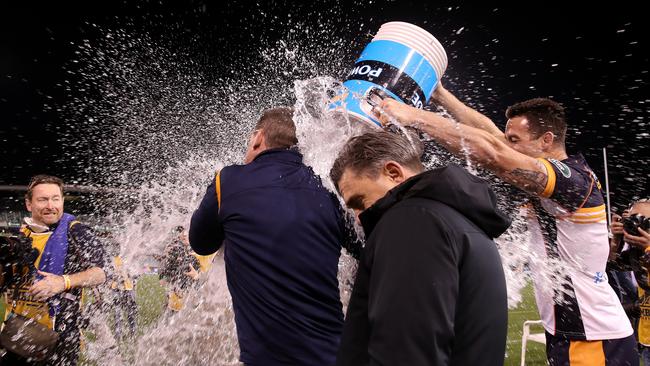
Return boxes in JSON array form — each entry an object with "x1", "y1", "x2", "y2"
[{"x1": 359, "y1": 164, "x2": 512, "y2": 238}]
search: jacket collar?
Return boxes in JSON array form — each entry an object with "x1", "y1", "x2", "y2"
[
  {"x1": 252, "y1": 147, "x2": 303, "y2": 164},
  {"x1": 358, "y1": 172, "x2": 423, "y2": 235}
]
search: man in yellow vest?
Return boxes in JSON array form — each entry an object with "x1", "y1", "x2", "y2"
[
  {"x1": 1, "y1": 175, "x2": 106, "y2": 365},
  {"x1": 611, "y1": 198, "x2": 650, "y2": 365}
]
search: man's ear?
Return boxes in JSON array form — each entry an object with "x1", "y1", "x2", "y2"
[
  {"x1": 541, "y1": 131, "x2": 555, "y2": 149},
  {"x1": 383, "y1": 161, "x2": 406, "y2": 184},
  {"x1": 25, "y1": 198, "x2": 32, "y2": 213},
  {"x1": 252, "y1": 129, "x2": 265, "y2": 150}
]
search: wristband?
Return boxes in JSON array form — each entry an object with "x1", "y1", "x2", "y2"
[{"x1": 63, "y1": 275, "x2": 71, "y2": 291}]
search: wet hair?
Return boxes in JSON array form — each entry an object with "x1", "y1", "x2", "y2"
[
  {"x1": 330, "y1": 130, "x2": 424, "y2": 191},
  {"x1": 506, "y1": 98, "x2": 567, "y2": 145},
  {"x1": 255, "y1": 107, "x2": 298, "y2": 149},
  {"x1": 25, "y1": 174, "x2": 64, "y2": 200}
]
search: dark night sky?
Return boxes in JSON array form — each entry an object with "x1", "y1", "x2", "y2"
[{"x1": 0, "y1": 1, "x2": 648, "y2": 210}]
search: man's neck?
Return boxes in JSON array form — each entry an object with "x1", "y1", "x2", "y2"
[{"x1": 545, "y1": 148, "x2": 569, "y2": 161}]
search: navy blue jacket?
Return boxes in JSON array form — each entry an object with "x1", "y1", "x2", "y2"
[{"x1": 190, "y1": 148, "x2": 347, "y2": 366}]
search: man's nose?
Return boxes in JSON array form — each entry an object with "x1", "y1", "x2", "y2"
[{"x1": 46, "y1": 199, "x2": 55, "y2": 208}]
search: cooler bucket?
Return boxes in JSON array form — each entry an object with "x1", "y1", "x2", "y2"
[{"x1": 336, "y1": 21, "x2": 448, "y2": 128}]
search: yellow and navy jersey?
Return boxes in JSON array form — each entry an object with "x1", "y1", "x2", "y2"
[
  {"x1": 3, "y1": 227, "x2": 57, "y2": 329},
  {"x1": 527, "y1": 154, "x2": 632, "y2": 340},
  {"x1": 537, "y1": 155, "x2": 606, "y2": 220},
  {"x1": 639, "y1": 288, "x2": 650, "y2": 346}
]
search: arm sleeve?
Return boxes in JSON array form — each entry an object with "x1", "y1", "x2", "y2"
[
  {"x1": 538, "y1": 158, "x2": 594, "y2": 211},
  {"x1": 69, "y1": 223, "x2": 106, "y2": 271},
  {"x1": 367, "y1": 206, "x2": 459, "y2": 366},
  {"x1": 189, "y1": 177, "x2": 225, "y2": 255}
]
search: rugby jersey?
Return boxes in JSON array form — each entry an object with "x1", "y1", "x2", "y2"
[
  {"x1": 638, "y1": 288, "x2": 650, "y2": 346},
  {"x1": 526, "y1": 154, "x2": 632, "y2": 340}
]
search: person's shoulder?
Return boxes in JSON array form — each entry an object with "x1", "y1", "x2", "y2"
[
  {"x1": 216, "y1": 164, "x2": 240, "y2": 179},
  {"x1": 538, "y1": 154, "x2": 603, "y2": 210},
  {"x1": 68, "y1": 220, "x2": 91, "y2": 233},
  {"x1": 392, "y1": 197, "x2": 476, "y2": 237},
  {"x1": 546, "y1": 154, "x2": 593, "y2": 178},
  {"x1": 218, "y1": 162, "x2": 260, "y2": 183},
  {"x1": 382, "y1": 199, "x2": 450, "y2": 228},
  {"x1": 67, "y1": 220, "x2": 98, "y2": 243}
]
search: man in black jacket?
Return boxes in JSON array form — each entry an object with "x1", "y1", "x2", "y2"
[{"x1": 330, "y1": 131, "x2": 511, "y2": 366}]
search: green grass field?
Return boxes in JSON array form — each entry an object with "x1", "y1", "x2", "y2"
[
  {"x1": 1, "y1": 278, "x2": 548, "y2": 365},
  {"x1": 505, "y1": 283, "x2": 546, "y2": 365}
]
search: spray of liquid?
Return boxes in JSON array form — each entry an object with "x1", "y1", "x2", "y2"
[{"x1": 58, "y1": 16, "x2": 574, "y2": 366}]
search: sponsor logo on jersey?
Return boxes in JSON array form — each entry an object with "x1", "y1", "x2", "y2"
[
  {"x1": 549, "y1": 159, "x2": 572, "y2": 178},
  {"x1": 593, "y1": 271, "x2": 605, "y2": 284}
]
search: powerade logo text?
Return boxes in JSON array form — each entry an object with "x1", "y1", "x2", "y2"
[
  {"x1": 348, "y1": 65, "x2": 383, "y2": 78},
  {"x1": 346, "y1": 60, "x2": 426, "y2": 110}
]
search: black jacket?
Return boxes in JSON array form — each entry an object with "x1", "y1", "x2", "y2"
[{"x1": 336, "y1": 164, "x2": 511, "y2": 366}]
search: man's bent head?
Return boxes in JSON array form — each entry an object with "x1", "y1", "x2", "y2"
[
  {"x1": 504, "y1": 98, "x2": 566, "y2": 158},
  {"x1": 330, "y1": 131, "x2": 424, "y2": 216},
  {"x1": 244, "y1": 107, "x2": 298, "y2": 164},
  {"x1": 25, "y1": 174, "x2": 65, "y2": 226}
]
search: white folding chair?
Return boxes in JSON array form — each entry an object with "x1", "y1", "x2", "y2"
[{"x1": 521, "y1": 320, "x2": 546, "y2": 366}]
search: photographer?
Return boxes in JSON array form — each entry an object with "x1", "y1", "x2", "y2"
[
  {"x1": 158, "y1": 226, "x2": 211, "y2": 312},
  {"x1": 609, "y1": 200, "x2": 650, "y2": 286},
  {"x1": 612, "y1": 198, "x2": 650, "y2": 365},
  {"x1": 618, "y1": 199, "x2": 650, "y2": 251},
  {"x1": 0, "y1": 175, "x2": 106, "y2": 365}
]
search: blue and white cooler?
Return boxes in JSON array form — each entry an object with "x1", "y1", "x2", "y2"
[{"x1": 336, "y1": 21, "x2": 448, "y2": 128}]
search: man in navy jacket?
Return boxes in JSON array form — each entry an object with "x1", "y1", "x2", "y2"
[
  {"x1": 330, "y1": 131, "x2": 510, "y2": 366},
  {"x1": 190, "y1": 107, "x2": 357, "y2": 366}
]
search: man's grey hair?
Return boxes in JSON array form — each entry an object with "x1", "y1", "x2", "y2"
[{"x1": 330, "y1": 130, "x2": 424, "y2": 191}]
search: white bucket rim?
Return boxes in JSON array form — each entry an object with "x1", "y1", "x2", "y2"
[
  {"x1": 373, "y1": 35, "x2": 446, "y2": 77},
  {"x1": 379, "y1": 22, "x2": 439, "y2": 42},
  {"x1": 375, "y1": 23, "x2": 447, "y2": 72},
  {"x1": 374, "y1": 31, "x2": 447, "y2": 70},
  {"x1": 373, "y1": 22, "x2": 448, "y2": 77},
  {"x1": 373, "y1": 33, "x2": 447, "y2": 77},
  {"x1": 379, "y1": 23, "x2": 447, "y2": 60}
]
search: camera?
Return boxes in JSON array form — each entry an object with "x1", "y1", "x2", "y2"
[
  {"x1": 623, "y1": 214, "x2": 650, "y2": 236},
  {"x1": 0, "y1": 232, "x2": 39, "y2": 293}
]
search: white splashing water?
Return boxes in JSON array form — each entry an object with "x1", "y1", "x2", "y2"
[{"x1": 62, "y1": 20, "x2": 575, "y2": 366}]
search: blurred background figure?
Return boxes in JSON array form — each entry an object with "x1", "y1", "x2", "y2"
[
  {"x1": 609, "y1": 198, "x2": 650, "y2": 365},
  {"x1": 158, "y1": 226, "x2": 212, "y2": 312}
]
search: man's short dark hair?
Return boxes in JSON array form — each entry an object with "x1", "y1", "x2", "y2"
[
  {"x1": 505, "y1": 98, "x2": 567, "y2": 145},
  {"x1": 25, "y1": 174, "x2": 64, "y2": 200},
  {"x1": 255, "y1": 107, "x2": 298, "y2": 149},
  {"x1": 330, "y1": 131, "x2": 424, "y2": 191}
]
